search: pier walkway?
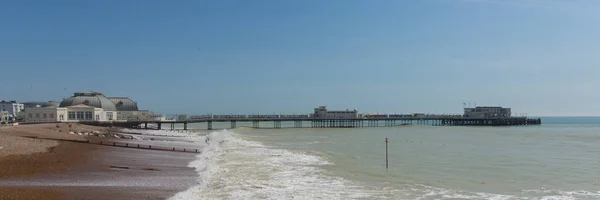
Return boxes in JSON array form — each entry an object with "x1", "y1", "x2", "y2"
[{"x1": 85, "y1": 116, "x2": 542, "y2": 130}]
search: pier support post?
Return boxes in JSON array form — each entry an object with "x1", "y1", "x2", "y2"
[
  {"x1": 157, "y1": 123, "x2": 162, "y2": 130},
  {"x1": 184, "y1": 123, "x2": 187, "y2": 130},
  {"x1": 276, "y1": 121, "x2": 281, "y2": 128},
  {"x1": 144, "y1": 122, "x2": 148, "y2": 129},
  {"x1": 231, "y1": 121, "x2": 237, "y2": 129},
  {"x1": 207, "y1": 121, "x2": 213, "y2": 130}
]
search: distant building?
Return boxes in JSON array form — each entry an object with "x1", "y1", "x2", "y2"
[
  {"x1": 0, "y1": 100, "x2": 25, "y2": 116},
  {"x1": 313, "y1": 106, "x2": 359, "y2": 119},
  {"x1": 126, "y1": 111, "x2": 166, "y2": 121},
  {"x1": 1, "y1": 110, "x2": 11, "y2": 124},
  {"x1": 23, "y1": 101, "x2": 60, "y2": 108},
  {"x1": 463, "y1": 106, "x2": 511, "y2": 118}
]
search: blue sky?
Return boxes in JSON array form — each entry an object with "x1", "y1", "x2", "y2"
[{"x1": 1, "y1": 0, "x2": 599, "y2": 116}]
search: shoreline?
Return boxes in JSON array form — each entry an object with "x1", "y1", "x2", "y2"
[{"x1": 0, "y1": 124, "x2": 200, "y2": 200}]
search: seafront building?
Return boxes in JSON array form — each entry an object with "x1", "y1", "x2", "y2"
[
  {"x1": 22, "y1": 91, "x2": 164, "y2": 123},
  {"x1": 0, "y1": 100, "x2": 25, "y2": 117},
  {"x1": 0, "y1": 100, "x2": 24, "y2": 124}
]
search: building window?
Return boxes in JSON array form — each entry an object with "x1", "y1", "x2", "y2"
[
  {"x1": 43, "y1": 113, "x2": 47, "y2": 118},
  {"x1": 76, "y1": 112, "x2": 84, "y2": 120},
  {"x1": 106, "y1": 112, "x2": 113, "y2": 120},
  {"x1": 68, "y1": 112, "x2": 76, "y2": 120},
  {"x1": 60, "y1": 115, "x2": 64, "y2": 121},
  {"x1": 85, "y1": 111, "x2": 93, "y2": 120},
  {"x1": 96, "y1": 115, "x2": 100, "y2": 121},
  {"x1": 36, "y1": 113, "x2": 40, "y2": 118}
]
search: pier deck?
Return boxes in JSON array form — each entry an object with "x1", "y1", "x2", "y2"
[{"x1": 84, "y1": 116, "x2": 542, "y2": 130}]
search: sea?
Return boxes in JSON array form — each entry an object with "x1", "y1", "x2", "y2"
[{"x1": 169, "y1": 117, "x2": 600, "y2": 200}]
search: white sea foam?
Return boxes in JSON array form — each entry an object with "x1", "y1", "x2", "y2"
[
  {"x1": 169, "y1": 130, "x2": 389, "y2": 200},
  {"x1": 120, "y1": 128, "x2": 198, "y2": 137},
  {"x1": 521, "y1": 189, "x2": 600, "y2": 200}
]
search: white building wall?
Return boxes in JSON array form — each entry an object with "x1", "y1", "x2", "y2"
[
  {"x1": 115, "y1": 111, "x2": 164, "y2": 121},
  {"x1": 107, "y1": 111, "x2": 117, "y2": 121},
  {"x1": 66, "y1": 107, "x2": 96, "y2": 122},
  {"x1": 0, "y1": 102, "x2": 25, "y2": 116},
  {"x1": 128, "y1": 111, "x2": 147, "y2": 121},
  {"x1": 148, "y1": 114, "x2": 166, "y2": 121},
  {"x1": 116, "y1": 111, "x2": 141, "y2": 121},
  {"x1": 23, "y1": 107, "x2": 67, "y2": 123},
  {"x1": 57, "y1": 109, "x2": 67, "y2": 121},
  {"x1": 22, "y1": 106, "x2": 121, "y2": 123},
  {"x1": 92, "y1": 108, "x2": 106, "y2": 121}
]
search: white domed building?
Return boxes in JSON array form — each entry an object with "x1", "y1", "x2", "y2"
[{"x1": 22, "y1": 91, "x2": 162, "y2": 123}]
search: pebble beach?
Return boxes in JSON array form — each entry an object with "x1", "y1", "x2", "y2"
[{"x1": 0, "y1": 123, "x2": 201, "y2": 200}]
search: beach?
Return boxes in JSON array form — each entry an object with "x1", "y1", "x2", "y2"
[{"x1": 0, "y1": 124, "x2": 200, "y2": 200}]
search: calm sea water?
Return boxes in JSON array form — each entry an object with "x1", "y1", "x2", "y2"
[{"x1": 171, "y1": 117, "x2": 600, "y2": 200}]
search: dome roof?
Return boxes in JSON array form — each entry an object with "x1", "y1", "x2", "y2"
[
  {"x1": 108, "y1": 97, "x2": 139, "y2": 111},
  {"x1": 59, "y1": 91, "x2": 117, "y2": 111}
]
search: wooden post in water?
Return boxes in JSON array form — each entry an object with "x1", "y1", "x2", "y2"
[{"x1": 385, "y1": 137, "x2": 389, "y2": 169}]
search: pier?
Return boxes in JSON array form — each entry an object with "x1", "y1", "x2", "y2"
[
  {"x1": 76, "y1": 106, "x2": 542, "y2": 130},
  {"x1": 87, "y1": 116, "x2": 542, "y2": 130}
]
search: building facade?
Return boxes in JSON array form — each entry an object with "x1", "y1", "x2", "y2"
[
  {"x1": 21, "y1": 91, "x2": 162, "y2": 123},
  {"x1": 1, "y1": 110, "x2": 11, "y2": 124},
  {"x1": 313, "y1": 106, "x2": 359, "y2": 119},
  {"x1": 0, "y1": 101, "x2": 25, "y2": 116},
  {"x1": 463, "y1": 106, "x2": 511, "y2": 118},
  {"x1": 23, "y1": 107, "x2": 67, "y2": 123}
]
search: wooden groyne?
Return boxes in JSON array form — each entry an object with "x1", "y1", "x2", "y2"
[{"x1": 22, "y1": 136, "x2": 200, "y2": 154}]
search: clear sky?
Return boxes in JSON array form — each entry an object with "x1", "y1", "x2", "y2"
[{"x1": 1, "y1": 0, "x2": 599, "y2": 116}]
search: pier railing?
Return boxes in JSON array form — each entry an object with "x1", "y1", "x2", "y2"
[
  {"x1": 131, "y1": 116, "x2": 531, "y2": 123},
  {"x1": 81, "y1": 116, "x2": 541, "y2": 130}
]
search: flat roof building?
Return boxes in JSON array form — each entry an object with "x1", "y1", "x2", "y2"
[
  {"x1": 313, "y1": 106, "x2": 359, "y2": 119},
  {"x1": 0, "y1": 100, "x2": 24, "y2": 117},
  {"x1": 464, "y1": 106, "x2": 511, "y2": 118}
]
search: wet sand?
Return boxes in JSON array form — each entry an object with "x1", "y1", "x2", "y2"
[
  {"x1": 0, "y1": 187, "x2": 64, "y2": 200},
  {"x1": 0, "y1": 124, "x2": 199, "y2": 200}
]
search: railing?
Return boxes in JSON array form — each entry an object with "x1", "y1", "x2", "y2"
[{"x1": 124, "y1": 116, "x2": 531, "y2": 123}]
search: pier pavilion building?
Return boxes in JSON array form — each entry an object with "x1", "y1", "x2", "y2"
[
  {"x1": 463, "y1": 106, "x2": 511, "y2": 118},
  {"x1": 22, "y1": 91, "x2": 163, "y2": 123},
  {"x1": 312, "y1": 106, "x2": 359, "y2": 119}
]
